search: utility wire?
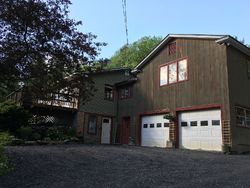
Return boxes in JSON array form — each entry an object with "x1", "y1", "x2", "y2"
[{"x1": 122, "y1": 0, "x2": 129, "y2": 46}]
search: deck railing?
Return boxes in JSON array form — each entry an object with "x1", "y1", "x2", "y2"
[{"x1": 6, "y1": 90, "x2": 78, "y2": 110}]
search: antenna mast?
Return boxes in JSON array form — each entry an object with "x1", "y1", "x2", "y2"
[{"x1": 122, "y1": 0, "x2": 129, "y2": 45}]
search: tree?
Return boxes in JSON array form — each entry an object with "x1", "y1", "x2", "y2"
[
  {"x1": 108, "y1": 36, "x2": 162, "y2": 69},
  {"x1": 0, "y1": 0, "x2": 106, "y2": 102},
  {"x1": 233, "y1": 36, "x2": 250, "y2": 48}
]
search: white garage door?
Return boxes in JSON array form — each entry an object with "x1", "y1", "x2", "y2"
[
  {"x1": 141, "y1": 115, "x2": 169, "y2": 147},
  {"x1": 179, "y1": 109, "x2": 222, "y2": 151}
]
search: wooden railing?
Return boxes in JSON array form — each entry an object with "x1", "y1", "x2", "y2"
[{"x1": 6, "y1": 90, "x2": 78, "y2": 110}]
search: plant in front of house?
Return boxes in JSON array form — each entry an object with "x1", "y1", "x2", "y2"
[
  {"x1": 0, "y1": 101, "x2": 31, "y2": 135},
  {"x1": 163, "y1": 113, "x2": 176, "y2": 121},
  {"x1": 0, "y1": 132, "x2": 13, "y2": 176},
  {"x1": 47, "y1": 127, "x2": 65, "y2": 141}
]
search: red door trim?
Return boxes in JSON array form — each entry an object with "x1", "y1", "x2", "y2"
[{"x1": 121, "y1": 116, "x2": 130, "y2": 144}]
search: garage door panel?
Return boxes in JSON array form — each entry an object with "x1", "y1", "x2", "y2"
[
  {"x1": 141, "y1": 115, "x2": 169, "y2": 148},
  {"x1": 179, "y1": 109, "x2": 222, "y2": 151}
]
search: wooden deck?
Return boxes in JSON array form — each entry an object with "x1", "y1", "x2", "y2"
[{"x1": 6, "y1": 89, "x2": 78, "y2": 110}]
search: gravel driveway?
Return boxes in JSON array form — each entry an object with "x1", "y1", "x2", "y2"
[{"x1": 0, "y1": 144, "x2": 250, "y2": 188}]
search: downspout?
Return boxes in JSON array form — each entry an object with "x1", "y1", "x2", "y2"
[{"x1": 113, "y1": 85, "x2": 119, "y2": 144}]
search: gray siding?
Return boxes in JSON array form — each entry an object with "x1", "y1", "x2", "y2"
[
  {"x1": 227, "y1": 46, "x2": 250, "y2": 152},
  {"x1": 80, "y1": 71, "x2": 130, "y2": 116}
]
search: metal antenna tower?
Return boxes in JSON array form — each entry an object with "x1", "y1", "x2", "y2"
[{"x1": 122, "y1": 0, "x2": 129, "y2": 45}]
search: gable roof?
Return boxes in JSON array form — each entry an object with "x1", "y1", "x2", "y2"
[{"x1": 132, "y1": 34, "x2": 250, "y2": 73}]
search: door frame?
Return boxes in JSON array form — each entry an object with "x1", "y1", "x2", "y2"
[{"x1": 101, "y1": 116, "x2": 113, "y2": 144}]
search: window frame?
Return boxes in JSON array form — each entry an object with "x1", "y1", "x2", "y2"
[
  {"x1": 87, "y1": 115, "x2": 97, "y2": 135},
  {"x1": 159, "y1": 57, "x2": 188, "y2": 87},
  {"x1": 168, "y1": 42, "x2": 177, "y2": 55},
  {"x1": 119, "y1": 86, "x2": 132, "y2": 100},
  {"x1": 104, "y1": 84, "x2": 114, "y2": 101},
  {"x1": 235, "y1": 106, "x2": 250, "y2": 128}
]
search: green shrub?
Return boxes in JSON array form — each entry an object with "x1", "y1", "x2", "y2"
[
  {"x1": 66, "y1": 128, "x2": 76, "y2": 137},
  {"x1": 18, "y1": 126, "x2": 33, "y2": 140},
  {"x1": 0, "y1": 132, "x2": 12, "y2": 176},
  {"x1": 0, "y1": 132, "x2": 12, "y2": 146},
  {"x1": 0, "y1": 101, "x2": 31, "y2": 133},
  {"x1": 32, "y1": 132, "x2": 41, "y2": 141},
  {"x1": 0, "y1": 147, "x2": 12, "y2": 176},
  {"x1": 47, "y1": 127, "x2": 65, "y2": 141}
]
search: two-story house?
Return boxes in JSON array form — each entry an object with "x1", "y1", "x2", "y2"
[{"x1": 78, "y1": 34, "x2": 250, "y2": 153}]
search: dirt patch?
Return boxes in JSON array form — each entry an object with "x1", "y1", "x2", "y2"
[{"x1": 1, "y1": 144, "x2": 250, "y2": 188}]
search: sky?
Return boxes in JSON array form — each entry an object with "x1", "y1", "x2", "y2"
[{"x1": 69, "y1": 0, "x2": 250, "y2": 59}]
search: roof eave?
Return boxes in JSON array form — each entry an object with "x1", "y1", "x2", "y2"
[
  {"x1": 216, "y1": 36, "x2": 250, "y2": 56},
  {"x1": 133, "y1": 34, "x2": 226, "y2": 71}
]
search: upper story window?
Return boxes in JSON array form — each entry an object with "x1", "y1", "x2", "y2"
[
  {"x1": 160, "y1": 58, "x2": 188, "y2": 86},
  {"x1": 235, "y1": 106, "x2": 250, "y2": 127},
  {"x1": 104, "y1": 84, "x2": 113, "y2": 101},
  {"x1": 119, "y1": 86, "x2": 132, "y2": 99},
  {"x1": 168, "y1": 42, "x2": 176, "y2": 55}
]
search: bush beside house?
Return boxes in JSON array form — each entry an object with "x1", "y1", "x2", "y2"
[{"x1": 0, "y1": 132, "x2": 12, "y2": 176}]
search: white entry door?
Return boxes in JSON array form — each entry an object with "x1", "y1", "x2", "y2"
[
  {"x1": 179, "y1": 109, "x2": 222, "y2": 151},
  {"x1": 101, "y1": 117, "x2": 111, "y2": 144},
  {"x1": 141, "y1": 114, "x2": 170, "y2": 147}
]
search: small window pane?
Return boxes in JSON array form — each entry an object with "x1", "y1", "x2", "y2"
[
  {"x1": 143, "y1": 124, "x2": 148, "y2": 128},
  {"x1": 169, "y1": 63, "x2": 177, "y2": 84},
  {"x1": 157, "y1": 123, "x2": 162, "y2": 128},
  {"x1": 168, "y1": 42, "x2": 176, "y2": 55},
  {"x1": 178, "y1": 59, "x2": 188, "y2": 81},
  {"x1": 160, "y1": 65, "x2": 168, "y2": 86},
  {"x1": 119, "y1": 87, "x2": 132, "y2": 99},
  {"x1": 164, "y1": 123, "x2": 169, "y2": 127},
  {"x1": 246, "y1": 117, "x2": 250, "y2": 127},
  {"x1": 150, "y1": 123, "x2": 154, "y2": 128},
  {"x1": 104, "y1": 85, "x2": 113, "y2": 100},
  {"x1": 88, "y1": 115, "x2": 97, "y2": 134},
  {"x1": 212, "y1": 120, "x2": 220, "y2": 126},
  {"x1": 200, "y1": 121, "x2": 208, "y2": 126},
  {"x1": 236, "y1": 116, "x2": 245, "y2": 126},
  {"x1": 103, "y1": 118, "x2": 109, "y2": 123},
  {"x1": 236, "y1": 107, "x2": 245, "y2": 116},
  {"x1": 181, "y1": 122, "x2": 188, "y2": 127},
  {"x1": 190, "y1": 121, "x2": 197, "y2": 126}
]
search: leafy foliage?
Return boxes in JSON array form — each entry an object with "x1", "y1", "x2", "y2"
[
  {"x1": 0, "y1": 132, "x2": 12, "y2": 146},
  {"x1": 0, "y1": 101, "x2": 31, "y2": 133},
  {"x1": 0, "y1": 0, "x2": 106, "y2": 102},
  {"x1": 17, "y1": 126, "x2": 33, "y2": 140},
  {"x1": 0, "y1": 132, "x2": 12, "y2": 176},
  {"x1": 108, "y1": 36, "x2": 162, "y2": 69},
  {"x1": 47, "y1": 126, "x2": 65, "y2": 141}
]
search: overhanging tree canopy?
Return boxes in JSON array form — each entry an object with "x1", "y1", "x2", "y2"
[
  {"x1": 0, "y1": 0, "x2": 106, "y2": 102},
  {"x1": 108, "y1": 36, "x2": 162, "y2": 69}
]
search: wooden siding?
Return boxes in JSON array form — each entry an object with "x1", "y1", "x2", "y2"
[
  {"x1": 79, "y1": 71, "x2": 130, "y2": 116},
  {"x1": 227, "y1": 46, "x2": 250, "y2": 152},
  {"x1": 117, "y1": 38, "x2": 230, "y2": 145}
]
